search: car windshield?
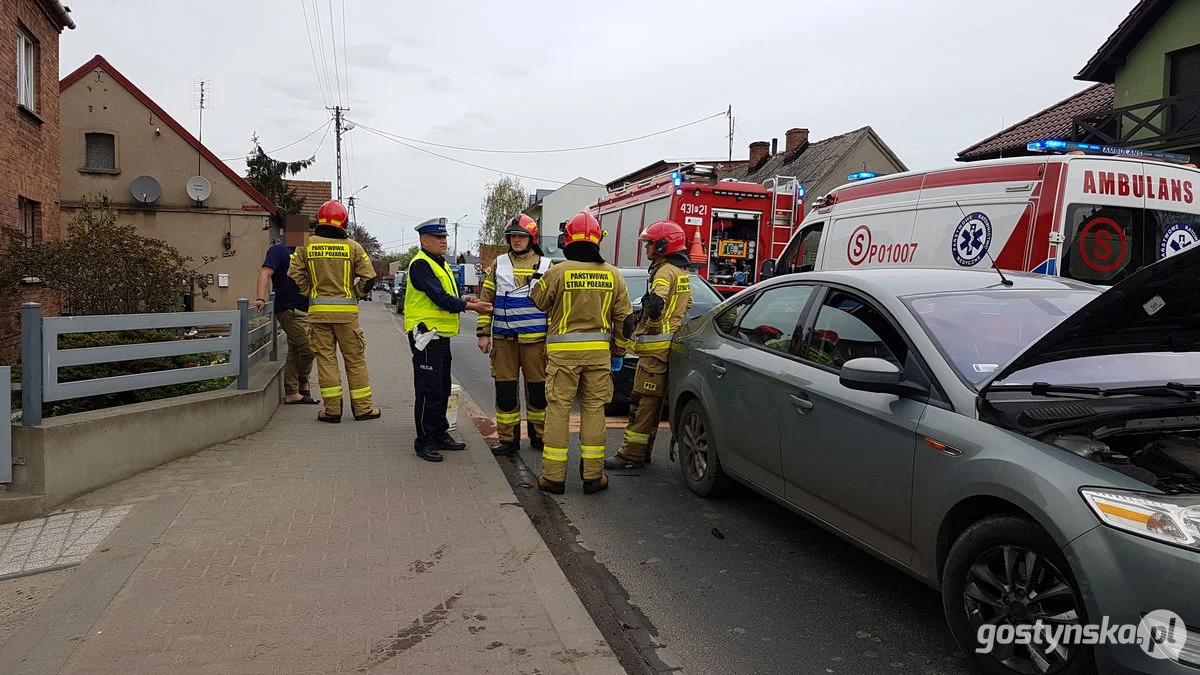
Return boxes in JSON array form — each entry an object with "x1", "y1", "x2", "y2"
[
  {"x1": 905, "y1": 289, "x2": 1200, "y2": 389},
  {"x1": 623, "y1": 272, "x2": 722, "y2": 307}
]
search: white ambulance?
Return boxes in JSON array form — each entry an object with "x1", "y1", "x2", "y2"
[{"x1": 764, "y1": 147, "x2": 1200, "y2": 286}]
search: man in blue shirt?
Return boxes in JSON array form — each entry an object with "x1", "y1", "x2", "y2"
[{"x1": 254, "y1": 238, "x2": 317, "y2": 404}]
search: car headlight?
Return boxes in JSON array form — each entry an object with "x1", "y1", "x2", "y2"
[{"x1": 1081, "y1": 488, "x2": 1200, "y2": 551}]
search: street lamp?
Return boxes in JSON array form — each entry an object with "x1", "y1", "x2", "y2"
[
  {"x1": 346, "y1": 185, "x2": 368, "y2": 230},
  {"x1": 452, "y1": 213, "x2": 469, "y2": 257}
]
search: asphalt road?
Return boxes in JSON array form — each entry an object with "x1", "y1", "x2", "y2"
[{"x1": 444, "y1": 308, "x2": 973, "y2": 675}]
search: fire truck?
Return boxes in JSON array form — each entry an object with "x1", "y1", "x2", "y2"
[{"x1": 580, "y1": 163, "x2": 806, "y2": 295}]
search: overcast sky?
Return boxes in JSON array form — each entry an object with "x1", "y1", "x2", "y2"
[{"x1": 61, "y1": 0, "x2": 1136, "y2": 254}]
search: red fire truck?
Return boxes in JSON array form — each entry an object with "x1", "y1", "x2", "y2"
[{"x1": 582, "y1": 163, "x2": 806, "y2": 295}]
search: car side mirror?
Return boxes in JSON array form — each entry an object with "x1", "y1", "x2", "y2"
[
  {"x1": 760, "y1": 259, "x2": 776, "y2": 279},
  {"x1": 839, "y1": 357, "x2": 927, "y2": 397}
]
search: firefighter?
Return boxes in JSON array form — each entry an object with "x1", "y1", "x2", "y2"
[
  {"x1": 530, "y1": 212, "x2": 633, "y2": 494},
  {"x1": 287, "y1": 199, "x2": 381, "y2": 423},
  {"x1": 477, "y1": 214, "x2": 552, "y2": 456},
  {"x1": 605, "y1": 220, "x2": 692, "y2": 470}
]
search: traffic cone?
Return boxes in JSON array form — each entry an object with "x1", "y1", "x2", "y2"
[{"x1": 688, "y1": 230, "x2": 706, "y2": 264}]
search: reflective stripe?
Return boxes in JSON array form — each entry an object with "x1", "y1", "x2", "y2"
[
  {"x1": 525, "y1": 410, "x2": 545, "y2": 422},
  {"x1": 580, "y1": 445, "x2": 606, "y2": 460},
  {"x1": 477, "y1": 315, "x2": 493, "y2": 325},
  {"x1": 521, "y1": 331, "x2": 547, "y2": 339},
  {"x1": 501, "y1": 318, "x2": 550, "y2": 330},
  {"x1": 350, "y1": 386, "x2": 371, "y2": 399},
  {"x1": 496, "y1": 305, "x2": 544, "y2": 317},
  {"x1": 309, "y1": 305, "x2": 359, "y2": 313},
  {"x1": 635, "y1": 341, "x2": 671, "y2": 353},
  {"x1": 321, "y1": 386, "x2": 343, "y2": 396},
  {"x1": 483, "y1": 280, "x2": 496, "y2": 290},
  {"x1": 624, "y1": 429, "x2": 651, "y2": 444},
  {"x1": 547, "y1": 341, "x2": 612, "y2": 352},
  {"x1": 635, "y1": 333, "x2": 673, "y2": 343},
  {"x1": 559, "y1": 292, "x2": 572, "y2": 333},
  {"x1": 311, "y1": 297, "x2": 358, "y2": 305},
  {"x1": 496, "y1": 411, "x2": 522, "y2": 424},
  {"x1": 601, "y1": 291, "x2": 612, "y2": 332},
  {"x1": 542, "y1": 446, "x2": 569, "y2": 461},
  {"x1": 615, "y1": 335, "x2": 634, "y2": 350},
  {"x1": 651, "y1": 278, "x2": 670, "y2": 289},
  {"x1": 546, "y1": 333, "x2": 612, "y2": 343},
  {"x1": 512, "y1": 268, "x2": 535, "y2": 275}
]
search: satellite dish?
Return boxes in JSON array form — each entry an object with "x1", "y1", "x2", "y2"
[
  {"x1": 130, "y1": 175, "x2": 162, "y2": 204},
  {"x1": 186, "y1": 176, "x2": 212, "y2": 202}
]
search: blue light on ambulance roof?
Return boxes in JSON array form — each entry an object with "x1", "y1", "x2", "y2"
[
  {"x1": 847, "y1": 171, "x2": 876, "y2": 181},
  {"x1": 671, "y1": 171, "x2": 682, "y2": 187},
  {"x1": 797, "y1": 184, "x2": 806, "y2": 198},
  {"x1": 1044, "y1": 140, "x2": 1068, "y2": 149},
  {"x1": 1028, "y1": 141, "x2": 1046, "y2": 151}
]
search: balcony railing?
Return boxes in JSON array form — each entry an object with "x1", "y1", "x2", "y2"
[{"x1": 1072, "y1": 90, "x2": 1200, "y2": 150}]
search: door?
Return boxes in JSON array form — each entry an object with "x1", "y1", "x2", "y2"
[
  {"x1": 1169, "y1": 45, "x2": 1200, "y2": 138},
  {"x1": 778, "y1": 287, "x2": 927, "y2": 563},
  {"x1": 708, "y1": 282, "x2": 818, "y2": 494}
]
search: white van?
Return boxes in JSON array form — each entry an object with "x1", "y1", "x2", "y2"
[{"x1": 764, "y1": 153, "x2": 1200, "y2": 285}]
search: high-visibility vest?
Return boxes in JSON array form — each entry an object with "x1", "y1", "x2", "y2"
[
  {"x1": 404, "y1": 251, "x2": 461, "y2": 336},
  {"x1": 492, "y1": 254, "x2": 551, "y2": 338}
]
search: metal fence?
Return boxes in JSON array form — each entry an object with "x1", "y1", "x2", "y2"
[{"x1": 14, "y1": 296, "x2": 278, "y2": 429}]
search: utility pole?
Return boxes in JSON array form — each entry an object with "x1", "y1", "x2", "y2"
[
  {"x1": 727, "y1": 104, "x2": 733, "y2": 163},
  {"x1": 329, "y1": 105, "x2": 349, "y2": 201}
]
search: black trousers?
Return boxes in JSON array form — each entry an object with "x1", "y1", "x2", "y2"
[{"x1": 410, "y1": 333, "x2": 452, "y2": 447}]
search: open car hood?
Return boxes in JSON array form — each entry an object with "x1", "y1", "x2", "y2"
[{"x1": 981, "y1": 248, "x2": 1200, "y2": 393}]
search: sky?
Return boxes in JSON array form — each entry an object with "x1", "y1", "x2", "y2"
[{"x1": 60, "y1": 0, "x2": 1138, "y2": 255}]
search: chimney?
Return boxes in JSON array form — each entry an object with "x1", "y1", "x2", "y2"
[
  {"x1": 785, "y1": 128, "x2": 810, "y2": 154},
  {"x1": 749, "y1": 141, "x2": 770, "y2": 168},
  {"x1": 771, "y1": 138, "x2": 778, "y2": 155}
]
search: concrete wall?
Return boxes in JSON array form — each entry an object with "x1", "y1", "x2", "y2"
[
  {"x1": 59, "y1": 66, "x2": 271, "y2": 310},
  {"x1": 5, "y1": 355, "x2": 283, "y2": 522},
  {"x1": 538, "y1": 178, "x2": 607, "y2": 258},
  {"x1": 0, "y1": 0, "x2": 68, "y2": 362},
  {"x1": 1113, "y1": 1, "x2": 1200, "y2": 109}
]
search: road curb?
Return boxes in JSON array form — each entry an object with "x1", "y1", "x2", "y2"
[{"x1": 454, "y1": 382, "x2": 626, "y2": 675}]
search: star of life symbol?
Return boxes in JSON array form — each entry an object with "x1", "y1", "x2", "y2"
[
  {"x1": 1160, "y1": 223, "x2": 1198, "y2": 259},
  {"x1": 953, "y1": 212, "x2": 992, "y2": 267}
]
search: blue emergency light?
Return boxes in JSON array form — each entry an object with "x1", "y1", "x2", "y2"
[
  {"x1": 797, "y1": 184, "x2": 806, "y2": 198},
  {"x1": 1028, "y1": 139, "x2": 1192, "y2": 164},
  {"x1": 671, "y1": 171, "x2": 683, "y2": 187},
  {"x1": 847, "y1": 171, "x2": 877, "y2": 181}
]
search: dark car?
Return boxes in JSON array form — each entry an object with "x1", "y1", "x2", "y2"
[{"x1": 608, "y1": 267, "x2": 722, "y2": 414}]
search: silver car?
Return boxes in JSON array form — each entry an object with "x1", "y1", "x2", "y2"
[{"x1": 667, "y1": 255, "x2": 1200, "y2": 674}]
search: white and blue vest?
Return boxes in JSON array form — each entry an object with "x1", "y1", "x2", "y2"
[{"x1": 492, "y1": 254, "x2": 552, "y2": 338}]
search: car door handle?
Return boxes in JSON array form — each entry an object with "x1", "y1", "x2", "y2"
[
  {"x1": 710, "y1": 363, "x2": 727, "y2": 377},
  {"x1": 788, "y1": 394, "x2": 814, "y2": 411}
]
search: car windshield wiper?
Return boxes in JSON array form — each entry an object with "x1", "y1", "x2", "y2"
[
  {"x1": 988, "y1": 381, "x2": 1200, "y2": 401},
  {"x1": 1099, "y1": 382, "x2": 1200, "y2": 401},
  {"x1": 987, "y1": 382, "x2": 1105, "y2": 397}
]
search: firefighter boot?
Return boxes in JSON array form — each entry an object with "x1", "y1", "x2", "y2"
[
  {"x1": 604, "y1": 455, "x2": 644, "y2": 470},
  {"x1": 582, "y1": 475, "x2": 609, "y2": 494},
  {"x1": 537, "y1": 476, "x2": 565, "y2": 495},
  {"x1": 491, "y1": 425, "x2": 521, "y2": 456}
]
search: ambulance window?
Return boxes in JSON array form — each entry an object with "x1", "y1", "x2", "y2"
[
  {"x1": 1062, "y1": 204, "x2": 1144, "y2": 285},
  {"x1": 1146, "y1": 209, "x2": 1200, "y2": 262},
  {"x1": 779, "y1": 223, "x2": 824, "y2": 275}
]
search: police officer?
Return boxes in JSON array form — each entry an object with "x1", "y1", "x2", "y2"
[
  {"x1": 405, "y1": 217, "x2": 493, "y2": 462},
  {"x1": 477, "y1": 215, "x2": 552, "y2": 456},
  {"x1": 606, "y1": 220, "x2": 692, "y2": 470},
  {"x1": 287, "y1": 199, "x2": 381, "y2": 423},
  {"x1": 530, "y1": 212, "x2": 633, "y2": 494}
]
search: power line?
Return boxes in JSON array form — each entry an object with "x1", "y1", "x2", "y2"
[
  {"x1": 310, "y1": 0, "x2": 335, "y2": 107},
  {"x1": 221, "y1": 120, "x2": 331, "y2": 162},
  {"x1": 326, "y1": 0, "x2": 343, "y2": 107},
  {"x1": 349, "y1": 111, "x2": 726, "y2": 155},
  {"x1": 299, "y1": 0, "x2": 331, "y2": 107},
  {"x1": 356, "y1": 126, "x2": 569, "y2": 184},
  {"x1": 340, "y1": 0, "x2": 350, "y2": 106}
]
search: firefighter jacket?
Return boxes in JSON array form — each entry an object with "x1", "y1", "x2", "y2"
[
  {"x1": 404, "y1": 250, "x2": 462, "y2": 336},
  {"x1": 288, "y1": 231, "x2": 376, "y2": 325},
  {"x1": 530, "y1": 260, "x2": 633, "y2": 367},
  {"x1": 630, "y1": 259, "x2": 692, "y2": 371},
  {"x1": 477, "y1": 250, "x2": 552, "y2": 343}
]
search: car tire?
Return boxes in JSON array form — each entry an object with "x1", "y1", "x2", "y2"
[
  {"x1": 942, "y1": 515, "x2": 1095, "y2": 675},
  {"x1": 677, "y1": 399, "x2": 731, "y2": 497}
]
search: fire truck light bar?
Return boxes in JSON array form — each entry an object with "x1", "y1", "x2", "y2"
[
  {"x1": 1027, "y1": 139, "x2": 1192, "y2": 164},
  {"x1": 847, "y1": 172, "x2": 877, "y2": 181}
]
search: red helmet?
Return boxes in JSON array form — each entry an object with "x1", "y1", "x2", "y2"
[
  {"x1": 639, "y1": 220, "x2": 687, "y2": 255},
  {"x1": 505, "y1": 214, "x2": 539, "y2": 243},
  {"x1": 316, "y1": 199, "x2": 348, "y2": 228},
  {"x1": 563, "y1": 212, "x2": 603, "y2": 246}
]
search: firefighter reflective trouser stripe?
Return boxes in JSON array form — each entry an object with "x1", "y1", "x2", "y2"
[
  {"x1": 618, "y1": 365, "x2": 667, "y2": 462},
  {"x1": 310, "y1": 320, "x2": 373, "y2": 417},
  {"x1": 541, "y1": 359, "x2": 612, "y2": 483},
  {"x1": 490, "y1": 339, "x2": 547, "y2": 442}
]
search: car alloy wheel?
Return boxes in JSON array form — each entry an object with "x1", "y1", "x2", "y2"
[
  {"x1": 682, "y1": 408, "x2": 710, "y2": 482},
  {"x1": 677, "y1": 399, "x2": 731, "y2": 497}
]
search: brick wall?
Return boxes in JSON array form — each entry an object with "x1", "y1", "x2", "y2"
[{"x1": 0, "y1": 0, "x2": 67, "y2": 364}]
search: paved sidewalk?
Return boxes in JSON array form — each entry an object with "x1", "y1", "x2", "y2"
[{"x1": 0, "y1": 303, "x2": 623, "y2": 675}]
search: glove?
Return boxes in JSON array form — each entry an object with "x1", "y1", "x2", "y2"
[{"x1": 611, "y1": 356, "x2": 624, "y2": 372}]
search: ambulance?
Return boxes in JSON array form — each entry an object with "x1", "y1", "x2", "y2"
[{"x1": 762, "y1": 142, "x2": 1200, "y2": 286}]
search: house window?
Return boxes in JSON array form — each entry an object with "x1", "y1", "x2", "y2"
[
  {"x1": 17, "y1": 29, "x2": 38, "y2": 112},
  {"x1": 18, "y1": 197, "x2": 40, "y2": 245},
  {"x1": 85, "y1": 133, "x2": 117, "y2": 170}
]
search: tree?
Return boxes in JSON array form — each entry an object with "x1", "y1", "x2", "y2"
[
  {"x1": 382, "y1": 245, "x2": 420, "y2": 271},
  {"x1": 0, "y1": 193, "x2": 224, "y2": 315},
  {"x1": 345, "y1": 221, "x2": 382, "y2": 259},
  {"x1": 244, "y1": 134, "x2": 316, "y2": 215},
  {"x1": 479, "y1": 175, "x2": 527, "y2": 246}
]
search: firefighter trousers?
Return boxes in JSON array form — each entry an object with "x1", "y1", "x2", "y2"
[
  {"x1": 490, "y1": 338, "x2": 546, "y2": 443},
  {"x1": 617, "y1": 363, "x2": 667, "y2": 462},
  {"x1": 310, "y1": 320, "x2": 373, "y2": 417},
  {"x1": 541, "y1": 358, "x2": 612, "y2": 484}
]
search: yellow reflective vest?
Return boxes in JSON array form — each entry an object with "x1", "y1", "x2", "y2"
[{"x1": 404, "y1": 250, "x2": 461, "y2": 336}]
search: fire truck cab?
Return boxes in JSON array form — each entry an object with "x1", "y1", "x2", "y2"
[
  {"x1": 763, "y1": 142, "x2": 1200, "y2": 287},
  {"x1": 578, "y1": 164, "x2": 805, "y2": 295}
]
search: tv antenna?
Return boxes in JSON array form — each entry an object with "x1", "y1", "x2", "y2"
[
  {"x1": 955, "y1": 201, "x2": 1012, "y2": 286},
  {"x1": 191, "y1": 78, "x2": 213, "y2": 176}
]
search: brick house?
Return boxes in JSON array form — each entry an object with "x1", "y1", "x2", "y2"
[{"x1": 0, "y1": 0, "x2": 74, "y2": 363}]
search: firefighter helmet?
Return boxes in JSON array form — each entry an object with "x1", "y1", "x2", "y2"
[
  {"x1": 316, "y1": 199, "x2": 349, "y2": 228},
  {"x1": 639, "y1": 220, "x2": 687, "y2": 255},
  {"x1": 563, "y1": 212, "x2": 603, "y2": 246},
  {"x1": 504, "y1": 214, "x2": 539, "y2": 243}
]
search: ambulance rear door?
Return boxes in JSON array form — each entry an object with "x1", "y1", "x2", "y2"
[{"x1": 1058, "y1": 157, "x2": 1149, "y2": 286}]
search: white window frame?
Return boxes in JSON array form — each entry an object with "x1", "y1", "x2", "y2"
[{"x1": 17, "y1": 29, "x2": 37, "y2": 112}]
